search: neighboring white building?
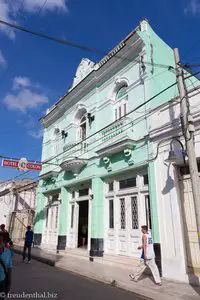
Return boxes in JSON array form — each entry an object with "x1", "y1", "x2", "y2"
[
  {"x1": 0, "y1": 181, "x2": 15, "y2": 226},
  {"x1": 0, "y1": 179, "x2": 38, "y2": 243},
  {"x1": 149, "y1": 86, "x2": 200, "y2": 283}
]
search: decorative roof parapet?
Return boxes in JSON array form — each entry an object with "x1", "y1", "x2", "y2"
[
  {"x1": 71, "y1": 58, "x2": 95, "y2": 89},
  {"x1": 98, "y1": 42, "x2": 125, "y2": 68}
]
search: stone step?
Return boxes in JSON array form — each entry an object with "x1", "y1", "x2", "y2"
[
  {"x1": 62, "y1": 248, "x2": 138, "y2": 270},
  {"x1": 93, "y1": 254, "x2": 138, "y2": 271}
]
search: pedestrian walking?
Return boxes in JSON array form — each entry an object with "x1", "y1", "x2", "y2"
[
  {"x1": 23, "y1": 226, "x2": 34, "y2": 263},
  {"x1": 0, "y1": 232, "x2": 12, "y2": 299},
  {"x1": 129, "y1": 225, "x2": 162, "y2": 286}
]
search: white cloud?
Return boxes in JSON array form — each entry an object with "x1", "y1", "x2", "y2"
[
  {"x1": 28, "y1": 128, "x2": 43, "y2": 139},
  {"x1": 13, "y1": 76, "x2": 31, "y2": 90},
  {"x1": 0, "y1": 1, "x2": 16, "y2": 39},
  {"x1": 3, "y1": 88, "x2": 48, "y2": 113},
  {"x1": 185, "y1": 0, "x2": 200, "y2": 15},
  {"x1": 22, "y1": 0, "x2": 68, "y2": 13},
  {"x1": 0, "y1": 0, "x2": 68, "y2": 39},
  {"x1": 0, "y1": 49, "x2": 6, "y2": 67}
]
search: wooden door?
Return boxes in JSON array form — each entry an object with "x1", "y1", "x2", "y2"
[{"x1": 180, "y1": 176, "x2": 200, "y2": 273}]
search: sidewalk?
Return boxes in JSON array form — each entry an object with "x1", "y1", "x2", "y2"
[{"x1": 14, "y1": 245, "x2": 200, "y2": 300}]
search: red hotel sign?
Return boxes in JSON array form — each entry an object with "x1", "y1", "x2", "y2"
[{"x1": 2, "y1": 158, "x2": 42, "y2": 171}]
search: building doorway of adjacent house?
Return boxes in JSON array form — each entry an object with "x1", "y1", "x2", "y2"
[{"x1": 78, "y1": 200, "x2": 88, "y2": 248}]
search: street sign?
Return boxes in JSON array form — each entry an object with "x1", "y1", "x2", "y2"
[{"x1": 2, "y1": 158, "x2": 42, "y2": 171}]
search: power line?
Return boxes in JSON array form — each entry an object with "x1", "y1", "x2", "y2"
[
  {"x1": 0, "y1": 19, "x2": 173, "y2": 70},
  {"x1": 42, "y1": 76, "x2": 190, "y2": 164},
  {"x1": 1, "y1": 71, "x2": 200, "y2": 190},
  {"x1": 0, "y1": 100, "x2": 169, "y2": 191},
  {"x1": 2, "y1": 70, "x2": 200, "y2": 170},
  {"x1": 19, "y1": 79, "x2": 183, "y2": 178},
  {"x1": 0, "y1": 93, "x2": 177, "y2": 188},
  {"x1": 0, "y1": 170, "x2": 33, "y2": 189}
]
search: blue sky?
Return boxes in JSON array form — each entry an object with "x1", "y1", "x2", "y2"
[{"x1": 0, "y1": 0, "x2": 199, "y2": 180}]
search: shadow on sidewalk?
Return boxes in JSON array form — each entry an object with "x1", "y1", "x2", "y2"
[
  {"x1": 188, "y1": 273, "x2": 200, "y2": 297},
  {"x1": 14, "y1": 246, "x2": 64, "y2": 267}
]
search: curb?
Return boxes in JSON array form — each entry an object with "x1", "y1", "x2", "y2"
[{"x1": 56, "y1": 264, "x2": 153, "y2": 300}]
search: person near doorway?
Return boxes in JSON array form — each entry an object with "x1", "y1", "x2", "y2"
[
  {"x1": 23, "y1": 226, "x2": 33, "y2": 263},
  {"x1": 129, "y1": 225, "x2": 162, "y2": 286},
  {"x1": 81, "y1": 220, "x2": 88, "y2": 246},
  {"x1": 0, "y1": 232, "x2": 12, "y2": 299}
]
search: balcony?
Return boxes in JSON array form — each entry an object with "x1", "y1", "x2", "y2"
[
  {"x1": 63, "y1": 140, "x2": 88, "y2": 158},
  {"x1": 101, "y1": 117, "x2": 133, "y2": 145},
  {"x1": 60, "y1": 158, "x2": 87, "y2": 176}
]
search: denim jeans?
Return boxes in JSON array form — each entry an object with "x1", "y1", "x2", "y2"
[{"x1": 23, "y1": 244, "x2": 32, "y2": 261}]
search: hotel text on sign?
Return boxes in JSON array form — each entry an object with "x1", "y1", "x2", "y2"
[{"x1": 2, "y1": 159, "x2": 42, "y2": 171}]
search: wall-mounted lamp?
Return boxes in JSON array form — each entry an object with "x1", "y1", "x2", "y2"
[
  {"x1": 165, "y1": 138, "x2": 187, "y2": 164},
  {"x1": 87, "y1": 113, "x2": 95, "y2": 125},
  {"x1": 61, "y1": 130, "x2": 68, "y2": 139}
]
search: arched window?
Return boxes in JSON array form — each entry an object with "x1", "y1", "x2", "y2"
[
  {"x1": 79, "y1": 115, "x2": 86, "y2": 141},
  {"x1": 115, "y1": 85, "x2": 128, "y2": 120},
  {"x1": 116, "y1": 85, "x2": 127, "y2": 100},
  {"x1": 74, "y1": 104, "x2": 87, "y2": 142}
]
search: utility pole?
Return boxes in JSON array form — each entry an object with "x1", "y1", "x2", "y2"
[{"x1": 174, "y1": 48, "x2": 200, "y2": 246}]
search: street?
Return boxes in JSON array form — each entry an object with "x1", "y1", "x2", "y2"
[{"x1": 9, "y1": 254, "x2": 145, "y2": 300}]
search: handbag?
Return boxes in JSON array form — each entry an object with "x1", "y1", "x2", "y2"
[{"x1": 0, "y1": 256, "x2": 9, "y2": 295}]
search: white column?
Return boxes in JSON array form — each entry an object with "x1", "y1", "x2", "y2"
[{"x1": 155, "y1": 148, "x2": 188, "y2": 282}]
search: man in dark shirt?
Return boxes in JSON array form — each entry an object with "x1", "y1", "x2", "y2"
[
  {"x1": 0, "y1": 224, "x2": 10, "y2": 244},
  {"x1": 23, "y1": 226, "x2": 33, "y2": 263}
]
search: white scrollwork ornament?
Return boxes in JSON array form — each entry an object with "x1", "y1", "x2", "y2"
[{"x1": 72, "y1": 58, "x2": 95, "y2": 88}]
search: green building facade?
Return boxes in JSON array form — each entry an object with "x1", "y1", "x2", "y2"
[{"x1": 34, "y1": 19, "x2": 179, "y2": 264}]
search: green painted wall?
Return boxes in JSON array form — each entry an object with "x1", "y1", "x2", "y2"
[
  {"x1": 91, "y1": 177, "x2": 104, "y2": 238},
  {"x1": 34, "y1": 188, "x2": 46, "y2": 234},
  {"x1": 58, "y1": 187, "x2": 69, "y2": 235},
  {"x1": 138, "y1": 22, "x2": 178, "y2": 110},
  {"x1": 37, "y1": 20, "x2": 200, "y2": 245}
]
